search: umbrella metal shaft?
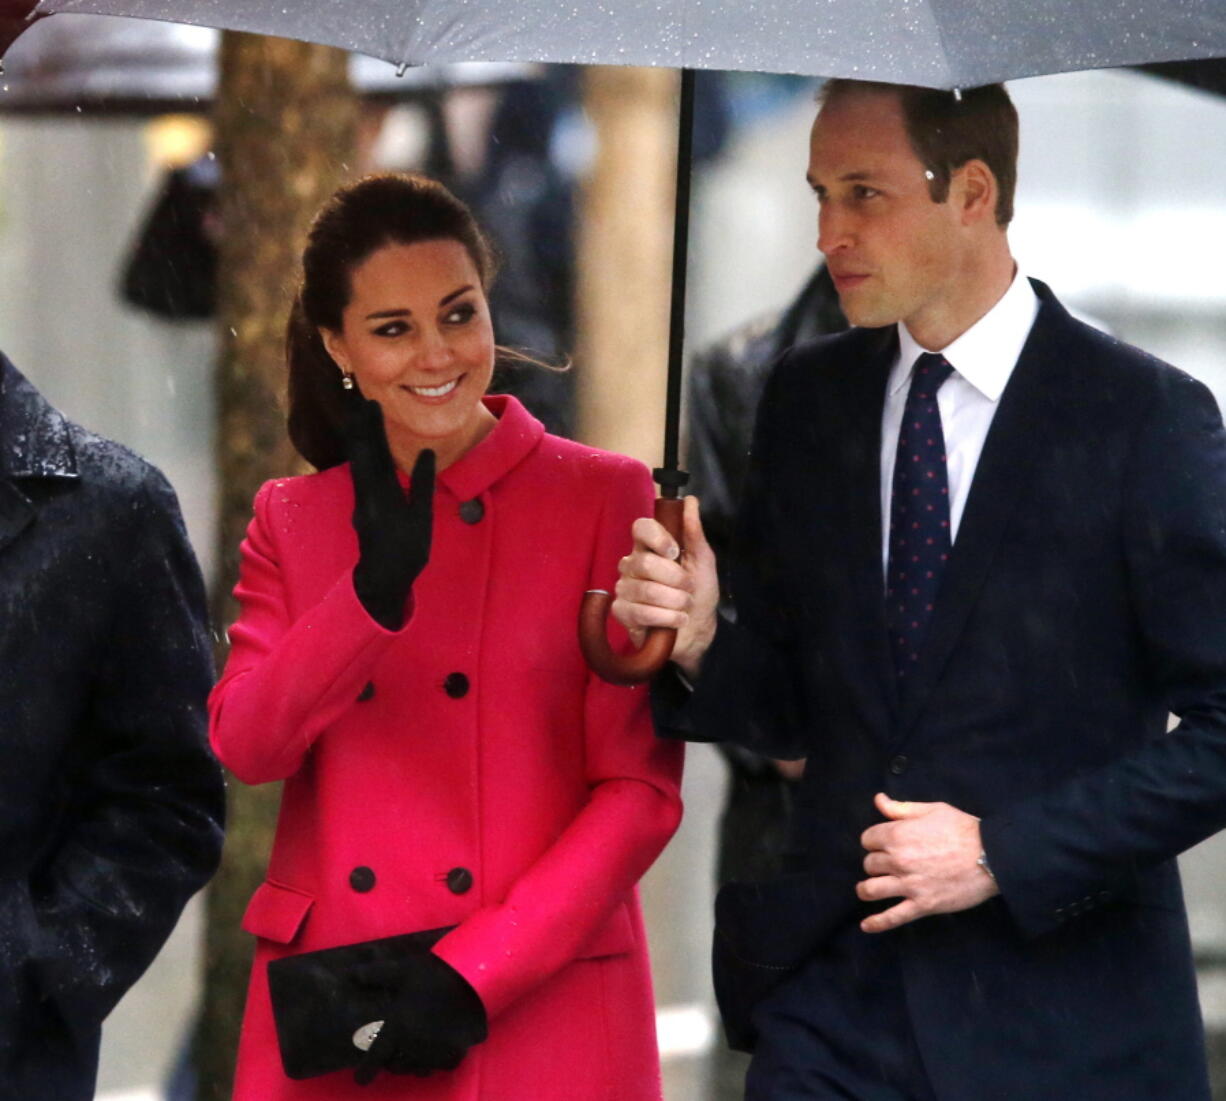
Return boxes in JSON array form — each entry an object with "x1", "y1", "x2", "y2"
[{"x1": 654, "y1": 66, "x2": 694, "y2": 501}]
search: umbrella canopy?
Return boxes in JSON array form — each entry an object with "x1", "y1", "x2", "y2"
[
  {"x1": 20, "y1": 0, "x2": 1226, "y2": 87},
  {"x1": 0, "y1": 12, "x2": 536, "y2": 113},
  {"x1": 11, "y1": 0, "x2": 1226, "y2": 681}
]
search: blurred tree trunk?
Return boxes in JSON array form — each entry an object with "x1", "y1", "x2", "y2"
[
  {"x1": 194, "y1": 34, "x2": 357, "y2": 1099},
  {"x1": 574, "y1": 66, "x2": 677, "y2": 466}
]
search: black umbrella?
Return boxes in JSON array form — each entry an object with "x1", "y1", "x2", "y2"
[{"x1": 11, "y1": 0, "x2": 1226, "y2": 681}]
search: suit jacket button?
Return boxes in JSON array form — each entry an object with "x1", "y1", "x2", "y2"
[
  {"x1": 888, "y1": 755, "x2": 909, "y2": 775},
  {"x1": 357, "y1": 681, "x2": 375, "y2": 702},
  {"x1": 459, "y1": 499, "x2": 485, "y2": 524},
  {"x1": 446, "y1": 867, "x2": 474, "y2": 894},
  {"x1": 349, "y1": 866, "x2": 376, "y2": 893},
  {"x1": 444, "y1": 672, "x2": 470, "y2": 698}
]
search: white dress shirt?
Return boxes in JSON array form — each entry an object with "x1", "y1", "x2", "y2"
[{"x1": 880, "y1": 270, "x2": 1040, "y2": 575}]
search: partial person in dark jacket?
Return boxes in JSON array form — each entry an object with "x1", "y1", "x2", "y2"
[
  {"x1": 687, "y1": 265, "x2": 845, "y2": 887},
  {"x1": 688, "y1": 267, "x2": 845, "y2": 1100},
  {"x1": 0, "y1": 352, "x2": 225, "y2": 1100}
]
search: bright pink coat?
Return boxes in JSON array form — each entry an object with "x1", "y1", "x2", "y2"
[{"x1": 209, "y1": 396, "x2": 684, "y2": 1101}]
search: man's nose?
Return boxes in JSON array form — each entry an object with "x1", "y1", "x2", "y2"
[{"x1": 817, "y1": 205, "x2": 850, "y2": 255}]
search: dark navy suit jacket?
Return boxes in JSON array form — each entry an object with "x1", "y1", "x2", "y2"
[{"x1": 659, "y1": 281, "x2": 1225, "y2": 1100}]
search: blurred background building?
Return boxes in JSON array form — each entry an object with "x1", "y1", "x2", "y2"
[{"x1": 0, "y1": 18, "x2": 1224, "y2": 1097}]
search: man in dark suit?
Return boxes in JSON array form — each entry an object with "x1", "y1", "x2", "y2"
[
  {"x1": 0, "y1": 352, "x2": 225, "y2": 1099},
  {"x1": 615, "y1": 79, "x2": 1226, "y2": 1099}
]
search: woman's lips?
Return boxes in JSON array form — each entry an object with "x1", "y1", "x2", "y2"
[{"x1": 403, "y1": 376, "x2": 462, "y2": 401}]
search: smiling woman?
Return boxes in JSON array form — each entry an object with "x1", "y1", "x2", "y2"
[
  {"x1": 319, "y1": 238, "x2": 498, "y2": 471},
  {"x1": 208, "y1": 173, "x2": 683, "y2": 1100},
  {"x1": 284, "y1": 175, "x2": 502, "y2": 473}
]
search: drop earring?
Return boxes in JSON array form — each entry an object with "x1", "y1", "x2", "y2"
[{"x1": 340, "y1": 372, "x2": 355, "y2": 391}]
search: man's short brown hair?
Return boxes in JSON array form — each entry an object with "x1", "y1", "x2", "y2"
[{"x1": 820, "y1": 79, "x2": 1019, "y2": 226}]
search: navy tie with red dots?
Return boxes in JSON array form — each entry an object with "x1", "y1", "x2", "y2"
[{"x1": 886, "y1": 352, "x2": 954, "y2": 680}]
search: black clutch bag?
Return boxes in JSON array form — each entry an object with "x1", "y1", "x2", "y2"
[{"x1": 266, "y1": 925, "x2": 455, "y2": 1080}]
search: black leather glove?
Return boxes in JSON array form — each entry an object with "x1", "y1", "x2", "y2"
[
  {"x1": 344, "y1": 395, "x2": 435, "y2": 630},
  {"x1": 353, "y1": 952, "x2": 488, "y2": 1086}
]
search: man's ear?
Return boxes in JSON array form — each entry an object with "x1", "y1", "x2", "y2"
[
  {"x1": 953, "y1": 159, "x2": 997, "y2": 225},
  {"x1": 319, "y1": 328, "x2": 348, "y2": 373}
]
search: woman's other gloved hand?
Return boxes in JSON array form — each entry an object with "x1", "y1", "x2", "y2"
[
  {"x1": 353, "y1": 953, "x2": 488, "y2": 1085},
  {"x1": 344, "y1": 394, "x2": 435, "y2": 630}
]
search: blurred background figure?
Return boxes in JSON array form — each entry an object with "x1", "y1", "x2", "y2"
[
  {"x1": 459, "y1": 69, "x2": 580, "y2": 437},
  {"x1": 683, "y1": 263, "x2": 845, "y2": 1098},
  {"x1": 121, "y1": 153, "x2": 219, "y2": 321}
]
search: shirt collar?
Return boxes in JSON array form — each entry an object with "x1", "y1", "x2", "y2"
[{"x1": 888, "y1": 269, "x2": 1040, "y2": 401}]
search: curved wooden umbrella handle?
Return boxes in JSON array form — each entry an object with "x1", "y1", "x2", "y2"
[{"x1": 579, "y1": 496, "x2": 685, "y2": 686}]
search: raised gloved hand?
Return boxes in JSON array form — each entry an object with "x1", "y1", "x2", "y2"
[
  {"x1": 353, "y1": 952, "x2": 488, "y2": 1086},
  {"x1": 344, "y1": 395, "x2": 435, "y2": 631}
]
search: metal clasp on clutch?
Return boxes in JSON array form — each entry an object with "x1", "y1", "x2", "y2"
[{"x1": 352, "y1": 1020, "x2": 384, "y2": 1051}]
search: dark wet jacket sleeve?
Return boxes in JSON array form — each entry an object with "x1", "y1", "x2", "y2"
[{"x1": 21, "y1": 463, "x2": 225, "y2": 1033}]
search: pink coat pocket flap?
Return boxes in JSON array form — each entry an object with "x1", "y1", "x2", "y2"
[
  {"x1": 241, "y1": 880, "x2": 315, "y2": 944},
  {"x1": 577, "y1": 902, "x2": 636, "y2": 960}
]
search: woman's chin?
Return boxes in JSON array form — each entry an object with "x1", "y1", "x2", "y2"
[{"x1": 385, "y1": 402, "x2": 494, "y2": 467}]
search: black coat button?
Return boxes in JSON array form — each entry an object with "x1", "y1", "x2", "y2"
[
  {"x1": 356, "y1": 681, "x2": 375, "y2": 702},
  {"x1": 459, "y1": 499, "x2": 484, "y2": 524},
  {"x1": 446, "y1": 867, "x2": 474, "y2": 894},
  {"x1": 444, "y1": 672, "x2": 470, "y2": 698},
  {"x1": 349, "y1": 866, "x2": 376, "y2": 893},
  {"x1": 888, "y1": 755, "x2": 909, "y2": 775}
]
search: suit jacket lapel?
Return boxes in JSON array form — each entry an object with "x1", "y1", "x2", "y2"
[
  {"x1": 895, "y1": 289, "x2": 1067, "y2": 739},
  {"x1": 824, "y1": 327, "x2": 899, "y2": 721}
]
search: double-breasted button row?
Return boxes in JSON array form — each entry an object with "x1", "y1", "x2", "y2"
[
  {"x1": 358, "y1": 675, "x2": 471, "y2": 701},
  {"x1": 1054, "y1": 890, "x2": 1110, "y2": 920},
  {"x1": 349, "y1": 865, "x2": 472, "y2": 895},
  {"x1": 888, "y1": 755, "x2": 909, "y2": 776}
]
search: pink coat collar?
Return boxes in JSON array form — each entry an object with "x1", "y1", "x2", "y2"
[{"x1": 435, "y1": 394, "x2": 545, "y2": 501}]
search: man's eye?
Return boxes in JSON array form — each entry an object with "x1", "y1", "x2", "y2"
[{"x1": 853, "y1": 185, "x2": 880, "y2": 200}]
